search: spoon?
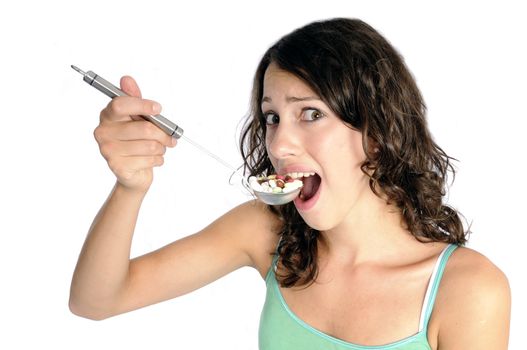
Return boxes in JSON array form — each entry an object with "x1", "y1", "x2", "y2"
[
  {"x1": 225, "y1": 170, "x2": 302, "y2": 205},
  {"x1": 252, "y1": 187, "x2": 302, "y2": 205},
  {"x1": 248, "y1": 175, "x2": 303, "y2": 205}
]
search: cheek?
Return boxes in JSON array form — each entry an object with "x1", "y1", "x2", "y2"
[
  {"x1": 320, "y1": 129, "x2": 367, "y2": 194},
  {"x1": 264, "y1": 131, "x2": 278, "y2": 167},
  {"x1": 322, "y1": 129, "x2": 365, "y2": 168},
  {"x1": 264, "y1": 129, "x2": 272, "y2": 150},
  {"x1": 349, "y1": 132, "x2": 367, "y2": 168},
  {"x1": 264, "y1": 131, "x2": 271, "y2": 148},
  {"x1": 342, "y1": 127, "x2": 366, "y2": 161}
]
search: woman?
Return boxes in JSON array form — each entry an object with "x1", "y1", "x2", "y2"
[{"x1": 70, "y1": 18, "x2": 510, "y2": 349}]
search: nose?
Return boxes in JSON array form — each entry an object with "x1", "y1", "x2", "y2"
[{"x1": 266, "y1": 122, "x2": 301, "y2": 160}]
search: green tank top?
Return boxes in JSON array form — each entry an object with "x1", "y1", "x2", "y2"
[{"x1": 259, "y1": 244, "x2": 458, "y2": 349}]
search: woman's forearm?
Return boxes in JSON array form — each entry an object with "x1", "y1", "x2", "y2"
[{"x1": 69, "y1": 182, "x2": 147, "y2": 319}]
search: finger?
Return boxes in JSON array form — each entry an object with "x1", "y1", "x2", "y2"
[
  {"x1": 96, "y1": 120, "x2": 175, "y2": 147},
  {"x1": 100, "y1": 96, "x2": 162, "y2": 123},
  {"x1": 100, "y1": 140, "x2": 167, "y2": 158},
  {"x1": 120, "y1": 76, "x2": 142, "y2": 98},
  {"x1": 120, "y1": 76, "x2": 152, "y2": 122},
  {"x1": 111, "y1": 156, "x2": 165, "y2": 174}
]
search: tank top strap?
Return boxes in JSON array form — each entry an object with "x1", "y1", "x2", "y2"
[{"x1": 418, "y1": 243, "x2": 459, "y2": 332}]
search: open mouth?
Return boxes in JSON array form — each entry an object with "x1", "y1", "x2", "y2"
[
  {"x1": 298, "y1": 173, "x2": 321, "y2": 202},
  {"x1": 275, "y1": 171, "x2": 321, "y2": 209}
]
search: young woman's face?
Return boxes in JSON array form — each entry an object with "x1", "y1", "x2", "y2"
[{"x1": 263, "y1": 63, "x2": 371, "y2": 230}]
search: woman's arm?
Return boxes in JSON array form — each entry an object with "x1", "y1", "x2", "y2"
[
  {"x1": 69, "y1": 76, "x2": 279, "y2": 320},
  {"x1": 70, "y1": 194, "x2": 276, "y2": 320},
  {"x1": 69, "y1": 182, "x2": 147, "y2": 319}
]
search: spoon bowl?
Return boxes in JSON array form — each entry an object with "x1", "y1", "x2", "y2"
[{"x1": 252, "y1": 187, "x2": 302, "y2": 205}]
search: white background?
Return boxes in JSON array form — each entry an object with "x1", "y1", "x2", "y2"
[{"x1": 1, "y1": 1, "x2": 525, "y2": 349}]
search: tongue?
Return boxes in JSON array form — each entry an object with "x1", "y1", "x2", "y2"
[{"x1": 300, "y1": 175, "x2": 320, "y2": 201}]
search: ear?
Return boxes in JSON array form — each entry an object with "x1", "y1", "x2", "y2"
[{"x1": 365, "y1": 136, "x2": 380, "y2": 159}]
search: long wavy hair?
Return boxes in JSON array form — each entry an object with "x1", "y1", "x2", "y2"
[{"x1": 240, "y1": 18, "x2": 469, "y2": 288}]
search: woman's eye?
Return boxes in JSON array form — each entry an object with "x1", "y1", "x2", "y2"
[
  {"x1": 264, "y1": 112, "x2": 280, "y2": 125},
  {"x1": 303, "y1": 108, "x2": 324, "y2": 121}
]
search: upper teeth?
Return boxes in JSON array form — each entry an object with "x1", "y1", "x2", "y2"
[{"x1": 286, "y1": 172, "x2": 315, "y2": 179}]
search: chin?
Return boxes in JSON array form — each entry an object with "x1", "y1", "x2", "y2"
[
  {"x1": 302, "y1": 218, "x2": 334, "y2": 232},
  {"x1": 295, "y1": 202, "x2": 338, "y2": 232}
]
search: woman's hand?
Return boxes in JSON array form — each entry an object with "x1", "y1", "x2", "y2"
[{"x1": 94, "y1": 76, "x2": 176, "y2": 192}]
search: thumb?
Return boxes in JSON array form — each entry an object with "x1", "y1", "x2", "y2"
[{"x1": 120, "y1": 75, "x2": 142, "y2": 98}]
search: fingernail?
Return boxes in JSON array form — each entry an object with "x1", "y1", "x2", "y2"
[
  {"x1": 171, "y1": 137, "x2": 177, "y2": 147},
  {"x1": 152, "y1": 102, "x2": 162, "y2": 114}
]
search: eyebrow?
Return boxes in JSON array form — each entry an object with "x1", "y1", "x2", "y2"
[{"x1": 262, "y1": 96, "x2": 321, "y2": 104}]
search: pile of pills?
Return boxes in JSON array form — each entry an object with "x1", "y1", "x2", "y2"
[{"x1": 249, "y1": 174, "x2": 303, "y2": 194}]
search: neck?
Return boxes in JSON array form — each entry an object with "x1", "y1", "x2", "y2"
[{"x1": 320, "y1": 189, "x2": 417, "y2": 266}]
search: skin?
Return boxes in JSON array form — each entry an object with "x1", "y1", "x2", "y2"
[{"x1": 70, "y1": 66, "x2": 511, "y2": 349}]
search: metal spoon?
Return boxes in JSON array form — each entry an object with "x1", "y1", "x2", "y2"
[
  {"x1": 252, "y1": 187, "x2": 302, "y2": 205},
  {"x1": 247, "y1": 175, "x2": 303, "y2": 205}
]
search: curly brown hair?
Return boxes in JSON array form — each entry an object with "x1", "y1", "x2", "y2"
[{"x1": 240, "y1": 18, "x2": 469, "y2": 288}]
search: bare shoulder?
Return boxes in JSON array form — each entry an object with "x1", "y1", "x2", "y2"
[
  {"x1": 432, "y1": 246, "x2": 511, "y2": 349},
  {"x1": 215, "y1": 200, "x2": 281, "y2": 278}
]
